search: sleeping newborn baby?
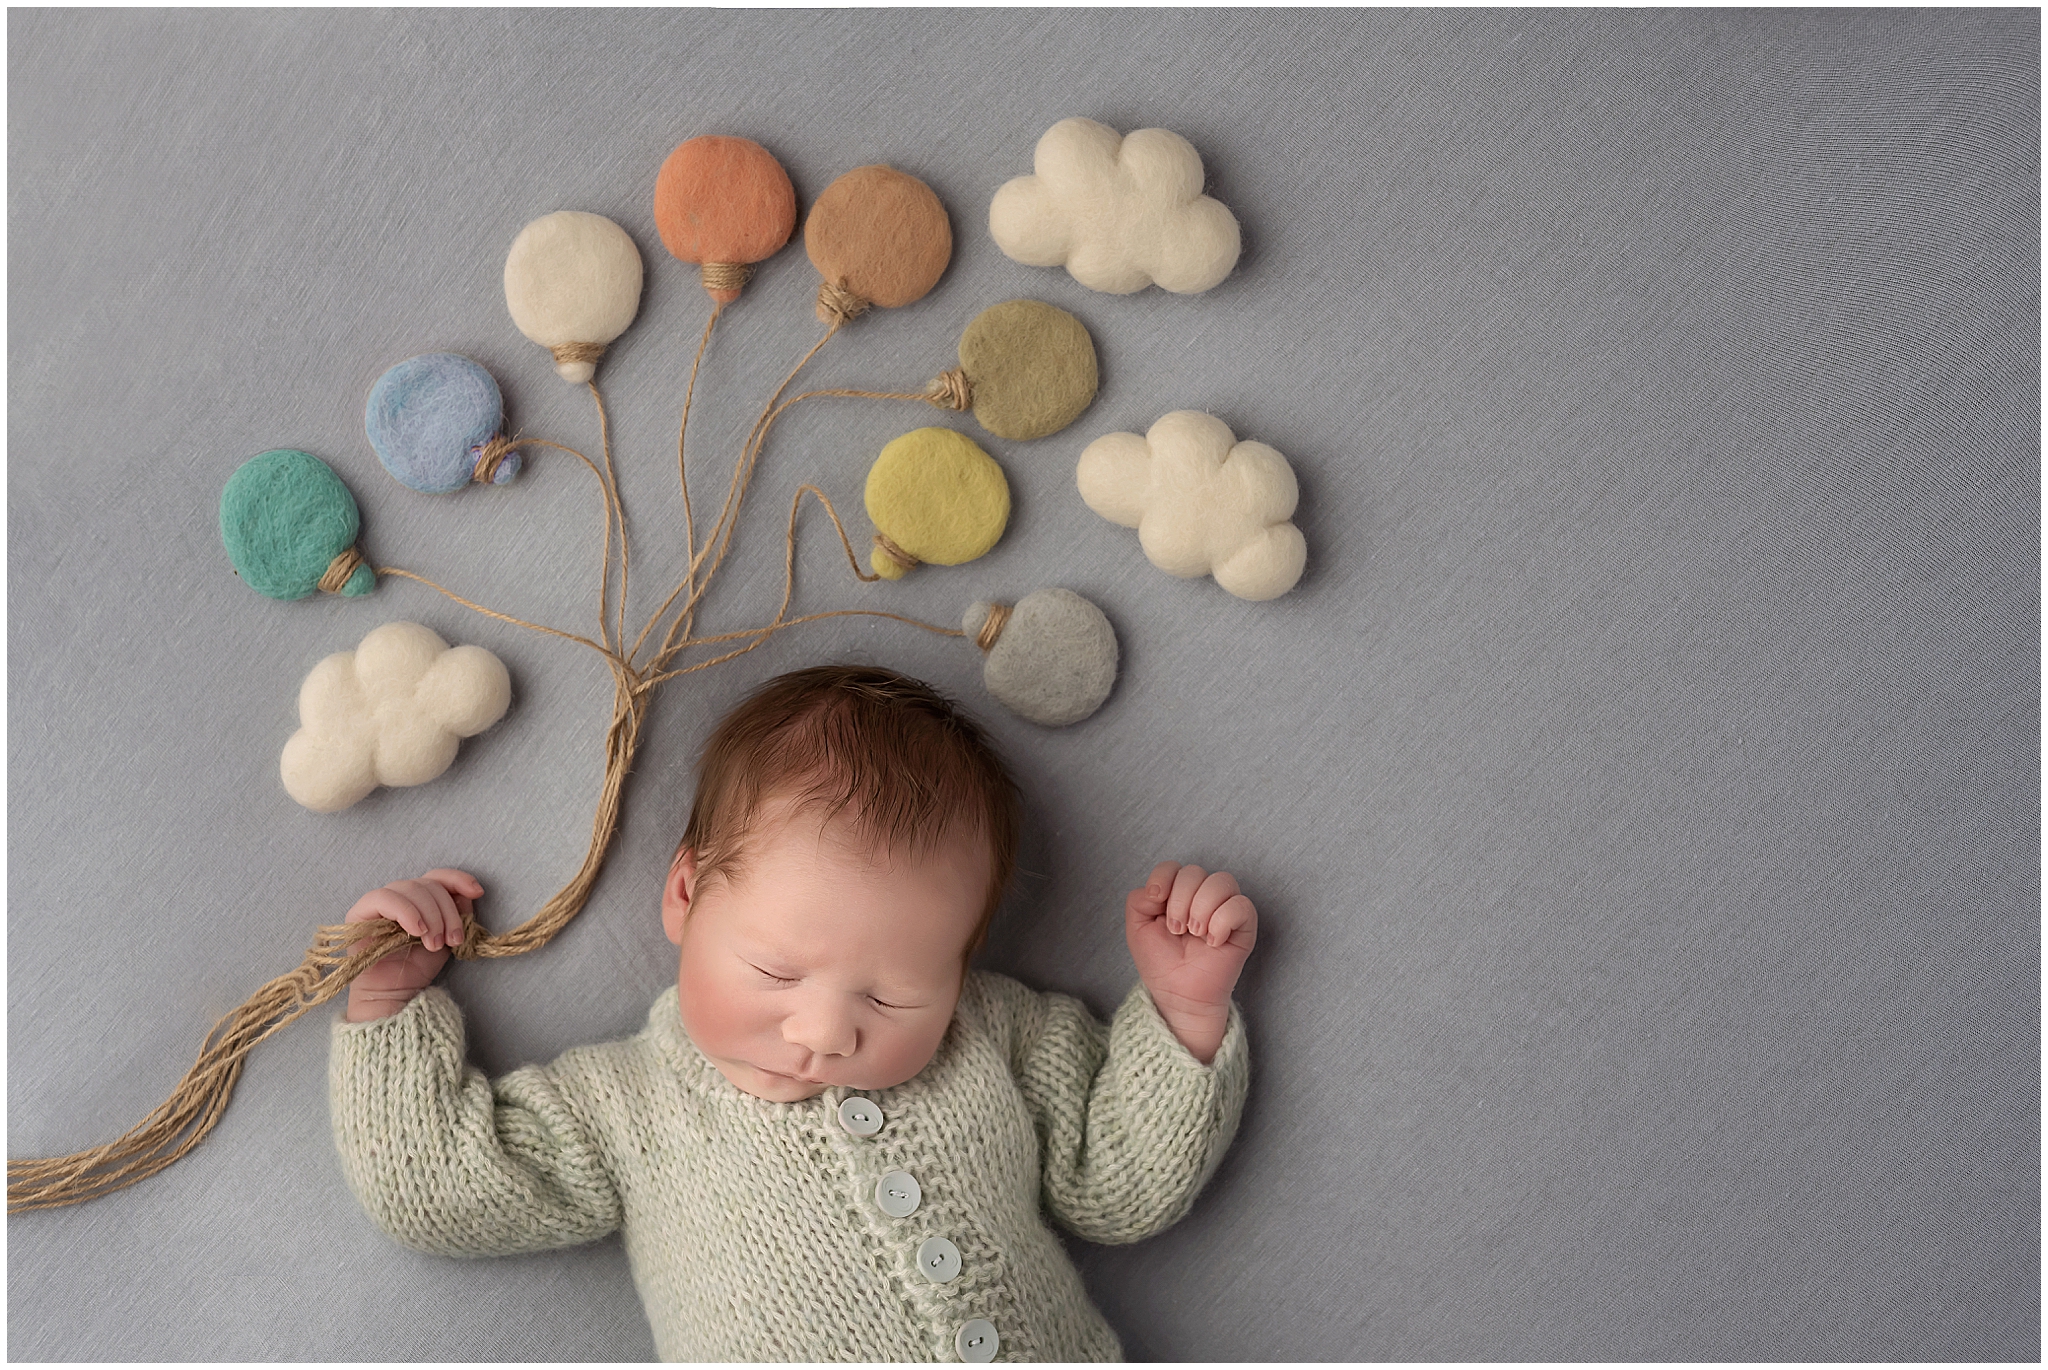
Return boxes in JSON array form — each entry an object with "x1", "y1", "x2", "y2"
[{"x1": 330, "y1": 664, "x2": 1257, "y2": 1361}]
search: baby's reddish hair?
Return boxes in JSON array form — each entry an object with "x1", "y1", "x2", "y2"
[{"x1": 679, "y1": 664, "x2": 1019, "y2": 956}]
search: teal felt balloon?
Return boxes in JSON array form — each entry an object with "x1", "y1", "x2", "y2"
[
  {"x1": 220, "y1": 449, "x2": 375, "y2": 599},
  {"x1": 365, "y1": 353, "x2": 519, "y2": 493}
]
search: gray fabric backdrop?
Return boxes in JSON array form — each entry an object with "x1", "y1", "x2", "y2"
[{"x1": 9, "y1": 8, "x2": 2037, "y2": 1362}]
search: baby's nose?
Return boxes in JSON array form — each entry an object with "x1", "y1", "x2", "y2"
[{"x1": 782, "y1": 999, "x2": 857, "y2": 1057}]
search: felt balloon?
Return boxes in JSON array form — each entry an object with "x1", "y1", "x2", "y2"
[
  {"x1": 804, "y1": 164, "x2": 951, "y2": 325},
  {"x1": 503, "y1": 210, "x2": 644, "y2": 383},
  {"x1": 940, "y1": 299, "x2": 1098, "y2": 441},
  {"x1": 220, "y1": 449, "x2": 374, "y2": 599},
  {"x1": 654, "y1": 135, "x2": 798, "y2": 307},
  {"x1": 281, "y1": 621, "x2": 512, "y2": 812},
  {"x1": 365, "y1": 353, "x2": 519, "y2": 493},
  {"x1": 863, "y1": 427, "x2": 1009, "y2": 581},
  {"x1": 964, "y1": 588, "x2": 1118, "y2": 727}
]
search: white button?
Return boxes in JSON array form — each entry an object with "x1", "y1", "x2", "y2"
[
  {"x1": 874, "y1": 1169, "x2": 921, "y2": 1218},
  {"x1": 955, "y1": 1318, "x2": 998, "y2": 1362},
  {"x1": 837, "y1": 1096, "x2": 882, "y2": 1137},
  {"x1": 917, "y1": 1236, "x2": 962, "y2": 1283}
]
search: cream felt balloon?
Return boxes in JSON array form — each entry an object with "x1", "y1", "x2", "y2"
[
  {"x1": 990, "y1": 118, "x2": 1241, "y2": 295},
  {"x1": 1077, "y1": 411, "x2": 1307, "y2": 601},
  {"x1": 504, "y1": 210, "x2": 645, "y2": 382},
  {"x1": 280, "y1": 621, "x2": 512, "y2": 812}
]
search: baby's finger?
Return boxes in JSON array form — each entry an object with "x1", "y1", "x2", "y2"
[
  {"x1": 423, "y1": 868, "x2": 485, "y2": 901},
  {"x1": 391, "y1": 879, "x2": 458, "y2": 952},
  {"x1": 1205, "y1": 893, "x2": 1258, "y2": 950},
  {"x1": 420, "y1": 879, "x2": 463, "y2": 952},
  {"x1": 1186, "y1": 870, "x2": 1242, "y2": 940},
  {"x1": 346, "y1": 887, "x2": 429, "y2": 941},
  {"x1": 1166, "y1": 863, "x2": 1208, "y2": 935},
  {"x1": 1125, "y1": 862, "x2": 1179, "y2": 923}
]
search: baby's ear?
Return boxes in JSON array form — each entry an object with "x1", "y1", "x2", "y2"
[{"x1": 661, "y1": 849, "x2": 698, "y2": 946}]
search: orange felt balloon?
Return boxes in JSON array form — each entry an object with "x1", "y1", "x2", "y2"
[
  {"x1": 654, "y1": 135, "x2": 798, "y2": 304},
  {"x1": 804, "y1": 165, "x2": 951, "y2": 323}
]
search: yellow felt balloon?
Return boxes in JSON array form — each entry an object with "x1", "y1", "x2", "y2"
[{"x1": 863, "y1": 428, "x2": 1010, "y2": 580}]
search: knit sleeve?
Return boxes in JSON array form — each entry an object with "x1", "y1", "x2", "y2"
[
  {"x1": 992, "y1": 974, "x2": 1250, "y2": 1246},
  {"x1": 328, "y1": 988, "x2": 623, "y2": 1257}
]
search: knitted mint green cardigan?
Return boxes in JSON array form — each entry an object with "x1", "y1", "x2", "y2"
[{"x1": 330, "y1": 969, "x2": 1249, "y2": 1362}]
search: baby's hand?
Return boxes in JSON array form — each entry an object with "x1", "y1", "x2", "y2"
[
  {"x1": 342, "y1": 868, "x2": 481, "y2": 1023},
  {"x1": 1125, "y1": 861, "x2": 1257, "y2": 1065}
]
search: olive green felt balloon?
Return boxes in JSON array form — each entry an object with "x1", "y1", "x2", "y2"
[
  {"x1": 955, "y1": 299, "x2": 1098, "y2": 441},
  {"x1": 220, "y1": 449, "x2": 375, "y2": 600}
]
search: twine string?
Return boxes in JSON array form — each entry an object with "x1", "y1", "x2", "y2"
[
  {"x1": 700, "y1": 262, "x2": 753, "y2": 295},
  {"x1": 975, "y1": 602, "x2": 1012, "y2": 653},
  {"x1": 317, "y1": 546, "x2": 365, "y2": 595},
  {"x1": 872, "y1": 531, "x2": 920, "y2": 574},
  {"x1": 642, "y1": 485, "x2": 963, "y2": 690},
  {"x1": 815, "y1": 279, "x2": 871, "y2": 327},
  {"x1": 550, "y1": 341, "x2": 606, "y2": 367},
  {"x1": 630, "y1": 308, "x2": 721, "y2": 666},
  {"x1": 676, "y1": 372, "x2": 977, "y2": 555},
  {"x1": 588, "y1": 381, "x2": 628, "y2": 656},
  {"x1": 470, "y1": 433, "x2": 520, "y2": 484},
  {"x1": 648, "y1": 320, "x2": 843, "y2": 666},
  {"x1": 924, "y1": 368, "x2": 973, "y2": 411}
]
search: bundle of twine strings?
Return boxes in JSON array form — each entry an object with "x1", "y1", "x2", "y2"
[{"x1": 9, "y1": 304, "x2": 968, "y2": 1213}]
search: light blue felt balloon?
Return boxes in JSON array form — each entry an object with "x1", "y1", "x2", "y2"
[
  {"x1": 364, "y1": 353, "x2": 518, "y2": 494},
  {"x1": 219, "y1": 449, "x2": 375, "y2": 599}
]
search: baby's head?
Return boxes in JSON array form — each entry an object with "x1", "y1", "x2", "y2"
[{"x1": 661, "y1": 664, "x2": 1019, "y2": 1102}]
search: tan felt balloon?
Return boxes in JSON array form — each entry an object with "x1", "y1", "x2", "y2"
[
  {"x1": 957, "y1": 299, "x2": 1098, "y2": 440},
  {"x1": 805, "y1": 165, "x2": 952, "y2": 317},
  {"x1": 654, "y1": 136, "x2": 797, "y2": 304}
]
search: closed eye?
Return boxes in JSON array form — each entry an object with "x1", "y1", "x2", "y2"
[
  {"x1": 867, "y1": 995, "x2": 926, "y2": 1010},
  {"x1": 747, "y1": 962, "x2": 798, "y2": 985}
]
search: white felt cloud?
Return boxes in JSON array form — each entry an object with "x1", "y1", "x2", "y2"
[
  {"x1": 281, "y1": 621, "x2": 512, "y2": 812},
  {"x1": 1077, "y1": 411, "x2": 1307, "y2": 601},
  {"x1": 989, "y1": 118, "x2": 1241, "y2": 295}
]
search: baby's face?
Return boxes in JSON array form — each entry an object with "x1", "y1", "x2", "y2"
[{"x1": 661, "y1": 797, "x2": 989, "y2": 1103}]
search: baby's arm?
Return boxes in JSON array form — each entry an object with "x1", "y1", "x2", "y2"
[
  {"x1": 343, "y1": 868, "x2": 479, "y2": 1022},
  {"x1": 987, "y1": 967, "x2": 1250, "y2": 1247},
  {"x1": 330, "y1": 867, "x2": 622, "y2": 1256},
  {"x1": 330, "y1": 987, "x2": 623, "y2": 1258},
  {"x1": 1125, "y1": 860, "x2": 1258, "y2": 1063}
]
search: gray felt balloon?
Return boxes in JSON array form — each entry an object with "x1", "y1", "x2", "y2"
[{"x1": 964, "y1": 587, "x2": 1119, "y2": 727}]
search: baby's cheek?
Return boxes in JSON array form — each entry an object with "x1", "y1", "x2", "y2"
[
  {"x1": 677, "y1": 961, "x2": 753, "y2": 1057},
  {"x1": 862, "y1": 1016, "x2": 952, "y2": 1089}
]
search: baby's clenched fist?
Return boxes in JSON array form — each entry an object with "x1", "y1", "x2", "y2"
[
  {"x1": 341, "y1": 868, "x2": 482, "y2": 1022},
  {"x1": 1125, "y1": 860, "x2": 1257, "y2": 1064}
]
